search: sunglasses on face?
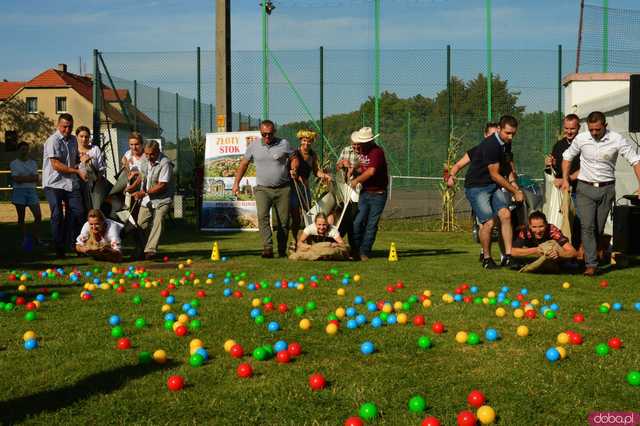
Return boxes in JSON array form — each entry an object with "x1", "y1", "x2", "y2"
[{"x1": 261, "y1": 132, "x2": 274, "y2": 137}]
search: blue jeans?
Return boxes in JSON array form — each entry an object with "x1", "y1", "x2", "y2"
[
  {"x1": 465, "y1": 184, "x2": 510, "y2": 224},
  {"x1": 44, "y1": 187, "x2": 85, "y2": 253},
  {"x1": 353, "y1": 191, "x2": 387, "y2": 257}
]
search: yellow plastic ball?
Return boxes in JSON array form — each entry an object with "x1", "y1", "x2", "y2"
[
  {"x1": 423, "y1": 290, "x2": 432, "y2": 297},
  {"x1": 297, "y1": 284, "x2": 305, "y2": 291},
  {"x1": 476, "y1": 405, "x2": 496, "y2": 424},
  {"x1": 172, "y1": 322, "x2": 181, "y2": 331},
  {"x1": 111, "y1": 266, "x2": 118, "y2": 273},
  {"x1": 601, "y1": 302, "x2": 611, "y2": 309},
  {"x1": 161, "y1": 304, "x2": 171, "y2": 313},
  {"x1": 531, "y1": 298, "x2": 540, "y2": 306},
  {"x1": 397, "y1": 313, "x2": 408, "y2": 324},
  {"x1": 299, "y1": 319, "x2": 311, "y2": 330},
  {"x1": 455, "y1": 331, "x2": 468, "y2": 344},
  {"x1": 524, "y1": 304, "x2": 534, "y2": 312},
  {"x1": 335, "y1": 307, "x2": 346, "y2": 319},
  {"x1": 482, "y1": 297, "x2": 489, "y2": 304},
  {"x1": 23, "y1": 330, "x2": 36, "y2": 341},
  {"x1": 32, "y1": 301, "x2": 41, "y2": 309},
  {"x1": 238, "y1": 280, "x2": 245, "y2": 287},
  {"x1": 20, "y1": 275, "x2": 28, "y2": 282},
  {"x1": 495, "y1": 307, "x2": 506, "y2": 317},
  {"x1": 206, "y1": 279, "x2": 213, "y2": 285},
  {"x1": 337, "y1": 288, "x2": 346, "y2": 296},
  {"x1": 83, "y1": 283, "x2": 91, "y2": 290},
  {"x1": 178, "y1": 263, "x2": 184, "y2": 270},
  {"x1": 153, "y1": 349, "x2": 167, "y2": 364},
  {"x1": 557, "y1": 332, "x2": 570, "y2": 345},
  {"x1": 325, "y1": 323, "x2": 338, "y2": 335},
  {"x1": 251, "y1": 298, "x2": 261, "y2": 307},
  {"x1": 100, "y1": 283, "x2": 110, "y2": 290},
  {"x1": 190, "y1": 339, "x2": 204, "y2": 350},
  {"x1": 513, "y1": 308, "x2": 524, "y2": 319},
  {"x1": 516, "y1": 325, "x2": 529, "y2": 337},
  {"x1": 178, "y1": 314, "x2": 189, "y2": 324},
  {"x1": 224, "y1": 339, "x2": 236, "y2": 352},
  {"x1": 353, "y1": 274, "x2": 361, "y2": 282},
  {"x1": 194, "y1": 279, "x2": 201, "y2": 285},
  {"x1": 422, "y1": 299, "x2": 432, "y2": 308},
  {"x1": 144, "y1": 282, "x2": 152, "y2": 289},
  {"x1": 119, "y1": 278, "x2": 125, "y2": 284},
  {"x1": 186, "y1": 259, "x2": 193, "y2": 265},
  {"x1": 382, "y1": 303, "x2": 393, "y2": 313},
  {"x1": 555, "y1": 346, "x2": 567, "y2": 359},
  {"x1": 393, "y1": 301, "x2": 403, "y2": 311},
  {"x1": 487, "y1": 291, "x2": 496, "y2": 298},
  {"x1": 562, "y1": 282, "x2": 571, "y2": 289}
]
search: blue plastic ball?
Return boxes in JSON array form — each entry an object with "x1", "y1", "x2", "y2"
[
  {"x1": 356, "y1": 314, "x2": 367, "y2": 325},
  {"x1": 195, "y1": 347, "x2": 209, "y2": 360},
  {"x1": 109, "y1": 315, "x2": 121, "y2": 326},
  {"x1": 310, "y1": 275, "x2": 318, "y2": 282},
  {"x1": 347, "y1": 319, "x2": 358, "y2": 329},
  {"x1": 354, "y1": 296, "x2": 364, "y2": 305},
  {"x1": 248, "y1": 284, "x2": 256, "y2": 291},
  {"x1": 371, "y1": 317, "x2": 383, "y2": 328},
  {"x1": 386, "y1": 314, "x2": 397, "y2": 325},
  {"x1": 501, "y1": 286, "x2": 510, "y2": 293},
  {"x1": 223, "y1": 277, "x2": 231, "y2": 285},
  {"x1": 497, "y1": 294, "x2": 505, "y2": 302},
  {"x1": 367, "y1": 302, "x2": 378, "y2": 312},
  {"x1": 520, "y1": 288, "x2": 529, "y2": 295},
  {"x1": 545, "y1": 347, "x2": 560, "y2": 362},
  {"x1": 346, "y1": 307, "x2": 357, "y2": 317},
  {"x1": 92, "y1": 278, "x2": 100, "y2": 284},
  {"x1": 274, "y1": 340, "x2": 288, "y2": 352},
  {"x1": 221, "y1": 256, "x2": 228, "y2": 262},
  {"x1": 24, "y1": 339, "x2": 38, "y2": 350},
  {"x1": 550, "y1": 303, "x2": 559, "y2": 311},
  {"x1": 267, "y1": 321, "x2": 280, "y2": 332},
  {"x1": 207, "y1": 273, "x2": 215, "y2": 279},
  {"x1": 164, "y1": 313, "x2": 177, "y2": 322},
  {"x1": 35, "y1": 294, "x2": 45, "y2": 302},
  {"x1": 454, "y1": 294, "x2": 463, "y2": 302},
  {"x1": 85, "y1": 271, "x2": 92, "y2": 277},
  {"x1": 250, "y1": 308, "x2": 262, "y2": 318},
  {"x1": 361, "y1": 341, "x2": 375, "y2": 355},
  {"x1": 182, "y1": 303, "x2": 192, "y2": 312},
  {"x1": 612, "y1": 302, "x2": 622, "y2": 311},
  {"x1": 342, "y1": 278, "x2": 350, "y2": 285},
  {"x1": 511, "y1": 300, "x2": 521, "y2": 309},
  {"x1": 223, "y1": 288, "x2": 232, "y2": 297},
  {"x1": 543, "y1": 294, "x2": 552, "y2": 302},
  {"x1": 485, "y1": 328, "x2": 499, "y2": 341},
  {"x1": 166, "y1": 295, "x2": 175, "y2": 304},
  {"x1": 634, "y1": 302, "x2": 640, "y2": 312},
  {"x1": 470, "y1": 286, "x2": 478, "y2": 294},
  {"x1": 187, "y1": 308, "x2": 198, "y2": 317},
  {"x1": 275, "y1": 282, "x2": 282, "y2": 289}
]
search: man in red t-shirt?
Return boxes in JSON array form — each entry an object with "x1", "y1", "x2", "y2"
[{"x1": 348, "y1": 127, "x2": 389, "y2": 260}]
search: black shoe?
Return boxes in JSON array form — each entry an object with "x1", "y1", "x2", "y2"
[
  {"x1": 479, "y1": 252, "x2": 484, "y2": 263},
  {"x1": 482, "y1": 257, "x2": 499, "y2": 269},
  {"x1": 500, "y1": 255, "x2": 513, "y2": 267}
]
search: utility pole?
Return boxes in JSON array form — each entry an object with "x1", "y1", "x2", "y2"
[{"x1": 215, "y1": 0, "x2": 231, "y2": 131}]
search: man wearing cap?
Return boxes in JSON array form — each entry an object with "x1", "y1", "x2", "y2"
[
  {"x1": 349, "y1": 127, "x2": 388, "y2": 261},
  {"x1": 232, "y1": 120, "x2": 295, "y2": 258},
  {"x1": 561, "y1": 111, "x2": 640, "y2": 276}
]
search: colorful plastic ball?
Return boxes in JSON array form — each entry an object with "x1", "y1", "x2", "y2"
[
  {"x1": 485, "y1": 329, "x2": 499, "y2": 342},
  {"x1": 545, "y1": 347, "x2": 560, "y2": 362},
  {"x1": 299, "y1": 319, "x2": 311, "y2": 330},
  {"x1": 634, "y1": 302, "x2": 640, "y2": 312},
  {"x1": 109, "y1": 315, "x2": 121, "y2": 326},
  {"x1": 608, "y1": 337, "x2": 623, "y2": 350},
  {"x1": 135, "y1": 318, "x2": 146, "y2": 328},
  {"x1": 344, "y1": 416, "x2": 365, "y2": 426},
  {"x1": 195, "y1": 347, "x2": 209, "y2": 361},
  {"x1": 408, "y1": 395, "x2": 427, "y2": 413},
  {"x1": 309, "y1": 373, "x2": 326, "y2": 391},
  {"x1": 516, "y1": 325, "x2": 529, "y2": 337},
  {"x1": 189, "y1": 320, "x2": 201, "y2": 331},
  {"x1": 167, "y1": 375, "x2": 185, "y2": 391},
  {"x1": 117, "y1": 338, "x2": 132, "y2": 350},
  {"x1": 598, "y1": 305, "x2": 610, "y2": 314},
  {"x1": 467, "y1": 332, "x2": 481, "y2": 345},
  {"x1": 573, "y1": 313, "x2": 585, "y2": 323},
  {"x1": 432, "y1": 322, "x2": 445, "y2": 334},
  {"x1": 555, "y1": 346, "x2": 567, "y2": 359},
  {"x1": 229, "y1": 343, "x2": 244, "y2": 358},
  {"x1": 412, "y1": 315, "x2": 426, "y2": 327},
  {"x1": 557, "y1": 332, "x2": 570, "y2": 345},
  {"x1": 627, "y1": 371, "x2": 640, "y2": 386},
  {"x1": 359, "y1": 402, "x2": 378, "y2": 421},
  {"x1": 276, "y1": 350, "x2": 290, "y2": 363},
  {"x1": 455, "y1": 331, "x2": 468, "y2": 344},
  {"x1": 237, "y1": 363, "x2": 253, "y2": 378},
  {"x1": 175, "y1": 325, "x2": 188, "y2": 337},
  {"x1": 467, "y1": 390, "x2": 486, "y2": 408},
  {"x1": 24, "y1": 338, "x2": 38, "y2": 350},
  {"x1": 418, "y1": 336, "x2": 432, "y2": 349},
  {"x1": 421, "y1": 416, "x2": 442, "y2": 426},
  {"x1": 111, "y1": 326, "x2": 124, "y2": 338},
  {"x1": 476, "y1": 405, "x2": 496, "y2": 424},
  {"x1": 569, "y1": 333, "x2": 583, "y2": 345},
  {"x1": 562, "y1": 282, "x2": 571, "y2": 289},
  {"x1": 612, "y1": 302, "x2": 622, "y2": 311},
  {"x1": 137, "y1": 351, "x2": 152, "y2": 364},
  {"x1": 360, "y1": 341, "x2": 375, "y2": 355},
  {"x1": 153, "y1": 349, "x2": 167, "y2": 364},
  {"x1": 495, "y1": 307, "x2": 506, "y2": 318},
  {"x1": 51, "y1": 292, "x2": 60, "y2": 301},
  {"x1": 23, "y1": 331, "x2": 36, "y2": 341},
  {"x1": 457, "y1": 410, "x2": 477, "y2": 426},
  {"x1": 189, "y1": 353, "x2": 205, "y2": 367},
  {"x1": 287, "y1": 342, "x2": 302, "y2": 357},
  {"x1": 326, "y1": 323, "x2": 339, "y2": 335},
  {"x1": 24, "y1": 311, "x2": 36, "y2": 321},
  {"x1": 253, "y1": 347, "x2": 268, "y2": 361},
  {"x1": 595, "y1": 343, "x2": 609, "y2": 357}
]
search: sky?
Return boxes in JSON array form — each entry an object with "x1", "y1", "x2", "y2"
[{"x1": 1, "y1": 0, "x2": 639, "y2": 127}]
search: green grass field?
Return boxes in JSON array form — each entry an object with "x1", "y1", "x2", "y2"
[{"x1": 0, "y1": 218, "x2": 638, "y2": 425}]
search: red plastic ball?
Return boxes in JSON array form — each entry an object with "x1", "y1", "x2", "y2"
[
  {"x1": 413, "y1": 315, "x2": 426, "y2": 327},
  {"x1": 608, "y1": 337, "x2": 623, "y2": 349},
  {"x1": 81, "y1": 292, "x2": 92, "y2": 300},
  {"x1": 25, "y1": 302, "x2": 36, "y2": 311},
  {"x1": 422, "y1": 416, "x2": 442, "y2": 426},
  {"x1": 116, "y1": 338, "x2": 131, "y2": 350},
  {"x1": 278, "y1": 303, "x2": 289, "y2": 313},
  {"x1": 395, "y1": 281, "x2": 404, "y2": 289},
  {"x1": 160, "y1": 289, "x2": 170, "y2": 298},
  {"x1": 569, "y1": 333, "x2": 583, "y2": 345},
  {"x1": 454, "y1": 287, "x2": 463, "y2": 295},
  {"x1": 457, "y1": 410, "x2": 477, "y2": 426},
  {"x1": 233, "y1": 291, "x2": 243, "y2": 298},
  {"x1": 168, "y1": 283, "x2": 176, "y2": 290},
  {"x1": 463, "y1": 296, "x2": 472, "y2": 304},
  {"x1": 467, "y1": 389, "x2": 486, "y2": 408},
  {"x1": 461, "y1": 283, "x2": 469, "y2": 290},
  {"x1": 573, "y1": 313, "x2": 585, "y2": 323},
  {"x1": 196, "y1": 290, "x2": 206, "y2": 298},
  {"x1": 175, "y1": 325, "x2": 188, "y2": 337},
  {"x1": 237, "y1": 363, "x2": 253, "y2": 378},
  {"x1": 116, "y1": 286, "x2": 126, "y2": 294},
  {"x1": 324, "y1": 274, "x2": 332, "y2": 281},
  {"x1": 287, "y1": 342, "x2": 302, "y2": 357},
  {"x1": 376, "y1": 300, "x2": 385, "y2": 310},
  {"x1": 329, "y1": 319, "x2": 340, "y2": 327},
  {"x1": 386, "y1": 285, "x2": 395, "y2": 293},
  {"x1": 276, "y1": 350, "x2": 290, "y2": 363},
  {"x1": 16, "y1": 297, "x2": 26, "y2": 305},
  {"x1": 310, "y1": 282, "x2": 318, "y2": 288},
  {"x1": 344, "y1": 416, "x2": 364, "y2": 426},
  {"x1": 167, "y1": 375, "x2": 185, "y2": 391},
  {"x1": 163, "y1": 256, "x2": 169, "y2": 263},
  {"x1": 308, "y1": 373, "x2": 326, "y2": 391},
  {"x1": 131, "y1": 282, "x2": 140, "y2": 289},
  {"x1": 230, "y1": 344, "x2": 244, "y2": 358},
  {"x1": 264, "y1": 302, "x2": 274, "y2": 311},
  {"x1": 525, "y1": 309, "x2": 537, "y2": 319},
  {"x1": 432, "y1": 321, "x2": 445, "y2": 334},
  {"x1": 599, "y1": 279, "x2": 608, "y2": 288}
]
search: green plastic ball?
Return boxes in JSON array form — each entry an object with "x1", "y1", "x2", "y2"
[
  {"x1": 467, "y1": 332, "x2": 481, "y2": 345},
  {"x1": 627, "y1": 371, "x2": 640, "y2": 386},
  {"x1": 111, "y1": 326, "x2": 124, "y2": 337},
  {"x1": 408, "y1": 295, "x2": 418, "y2": 304},
  {"x1": 262, "y1": 345, "x2": 275, "y2": 358},
  {"x1": 189, "y1": 319, "x2": 202, "y2": 331},
  {"x1": 0, "y1": 302, "x2": 4, "y2": 310},
  {"x1": 327, "y1": 313, "x2": 338, "y2": 322},
  {"x1": 402, "y1": 302, "x2": 411, "y2": 311},
  {"x1": 294, "y1": 306, "x2": 305, "y2": 316},
  {"x1": 544, "y1": 310, "x2": 556, "y2": 319},
  {"x1": 254, "y1": 315, "x2": 265, "y2": 325},
  {"x1": 306, "y1": 301, "x2": 317, "y2": 311},
  {"x1": 359, "y1": 402, "x2": 378, "y2": 420},
  {"x1": 263, "y1": 297, "x2": 272, "y2": 303},
  {"x1": 473, "y1": 297, "x2": 483, "y2": 304},
  {"x1": 379, "y1": 312, "x2": 389, "y2": 322},
  {"x1": 4, "y1": 303, "x2": 14, "y2": 312},
  {"x1": 252, "y1": 347, "x2": 267, "y2": 361},
  {"x1": 132, "y1": 295, "x2": 142, "y2": 305},
  {"x1": 417, "y1": 336, "x2": 432, "y2": 349},
  {"x1": 408, "y1": 395, "x2": 427, "y2": 413},
  {"x1": 135, "y1": 318, "x2": 146, "y2": 328},
  {"x1": 488, "y1": 297, "x2": 497, "y2": 305},
  {"x1": 502, "y1": 298, "x2": 512, "y2": 305},
  {"x1": 24, "y1": 311, "x2": 36, "y2": 321},
  {"x1": 595, "y1": 343, "x2": 609, "y2": 357},
  {"x1": 598, "y1": 305, "x2": 610, "y2": 314},
  {"x1": 189, "y1": 353, "x2": 205, "y2": 367},
  {"x1": 51, "y1": 292, "x2": 60, "y2": 301},
  {"x1": 225, "y1": 271, "x2": 232, "y2": 278},
  {"x1": 190, "y1": 299, "x2": 200, "y2": 308},
  {"x1": 164, "y1": 320, "x2": 174, "y2": 330},
  {"x1": 138, "y1": 351, "x2": 152, "y2": 364}
]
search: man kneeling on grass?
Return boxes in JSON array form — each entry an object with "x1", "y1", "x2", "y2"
[
  {"x1": 289, "y1": 213, "x2": 350, "y2": 261},
  {"x1": 512, "y1": 211, "x2": 577, "y2": 273},
  {"x1": 75, "y1": 209, "x2": 123, "y2": 262}
]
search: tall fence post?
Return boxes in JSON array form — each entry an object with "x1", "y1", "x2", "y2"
[
  {"x1": 92, "y1": 49, "x2": 101, "y2": 147},
  {"x1": 544, "y1": 113, "x2": 549, "y2": 154},
  {"x1": 133, "y1": 79, "x2": 138, "y2": 131},
  {"x1": 176, "y1": 93, "x2": 180, "y2": 188},
  {"x1": 156, "y1": 87, "x2": 161, "y2": 138},
  {"x1": 210, "y1": 104, "x2": 214, "y2": 132},
  {"x1": 447, "y1": 45, "x2": 452, "y2": 138},
  {"x1": 196, "y1": 46, "x2": 202, "y2": 136},
  {"x1": 557, "y1": 44, "x2": 563, "y2": 129},
  {"x1": 320, "y1": 45, "x2": 324, "y2": 165},
  {"x1": 261, "y1": 1, "x2": 269, "y2": 120},
  {"x1": 485, "y1": 0, "x2": 493, "y2": 121},
  {"x1": 406, "y1": 110, "x2": 411, "y2": 176},
  {"x1": 373, "y1": 0, "x2": 381, "y2": 137},
  {"x1": 602, "y1": 0, "x2": 609, "y2": 72},
  {"x1": 192, "y1": 98, "x2": 196, "y2": 130}
]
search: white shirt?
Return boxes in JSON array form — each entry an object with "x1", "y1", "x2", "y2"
[
  {"x1": 10, "y1": 158, "x2": 38, "y2": 189},
  {"x1": 76, "y1": 219, "x2": 124, "y2": 252},
  {"x1": 303, "y1": 223, "x2": 340, "y2": 239},
  {"x1": 563, "y1": 129, "x2": 640, "y2": 183},
  {"x1": 80, "y1": 145, "x2": 106, "y2": 178}
]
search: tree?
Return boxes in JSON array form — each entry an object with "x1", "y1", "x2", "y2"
[{"x1": 0, "y1": 98, "x2": 54, "y2": 145}]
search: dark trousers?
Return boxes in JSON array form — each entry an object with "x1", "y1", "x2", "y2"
[
  {"x1": 338, "y1": 202, "x2": 357, "y2": 248},
  {"x1": 44, "y1": 187, "x2": 85, "y2": 253},
  {"x1": 353, "y1": 191, "x2": 387, "y2": 257},
  {"x1": 575, "y1": 182, "x2": 615, "y2": 268}
]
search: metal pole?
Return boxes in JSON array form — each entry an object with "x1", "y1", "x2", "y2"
[
  {"x1": 157, "y1": 87, "x2": 161, "y2": 138},
  {"x1": 239, "y1": 111, "x2": 242, "y2": 130},
  {"x1": 196, "y1": 46, "x2": 202, "y2": 135},
  {"x1": 447, "y1": 45, "x2": 452, "y2": 138},
  {"x1": 558, "y1": 44, "x2": 563, "y2": 127},
  {"x1": 193, "y1": 98, "x2": 196, "y2": 130},
  {"x1": 262, "y1": 1, "x2": 269, "y2": 120},
  {"x1": 133, "y1": 80, "x2": 138, "y2": 131},
  {"x1": 544, "y1": 113, "x2": 549, "y2": 154},
  {"x1": 373, "y1": 0, "x2": 381, "y2": 136},
  {"x1": 92, "y1": 49, "x2": 101, "y2": 147},
  {"x1": 602, "y1": 0, "x2": 609, "y2": 72},
  {"x1": 576, "y1": 0, "x2": 585, "y2": 73},
  {"x1": 485, "y1": 0, "x2": 493, "y2": 121},
  {"x1": 176, "y1": 93, "x2": 180, "y2": 187},
  {"x1": 406, "y1": 110, "x2": 411, "y2": 176},
  {"x1": 320, "y1": 46, "x2": 324, "y2": 165},
  {"x1": 210, "y1": 104, "x2": 214, "y2": 131}
]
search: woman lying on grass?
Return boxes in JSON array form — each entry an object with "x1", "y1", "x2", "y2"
[
  {"x1": 289, "y1": 213, "x2": 350, "y2": 260},
  {"x1": 75, "y1": 209, "x2": 124, "y2": 262}
]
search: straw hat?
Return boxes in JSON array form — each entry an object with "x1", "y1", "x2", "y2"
[{"x1": 350, "y1": 127, "x2": 379, "y2": 144}]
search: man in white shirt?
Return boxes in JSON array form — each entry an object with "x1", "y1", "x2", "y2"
[{"x1": 562, "y1": 111, "x2": 640, "y2": 276}]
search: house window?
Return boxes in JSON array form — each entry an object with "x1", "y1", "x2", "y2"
[
  {"x1": 55, "y1": 97, "x2": 67, "y2": 113},
  {"x1": 26, "y1": 97, "x2": 38, "y2": 113}
]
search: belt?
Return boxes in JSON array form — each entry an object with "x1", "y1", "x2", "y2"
[
  {"x1": 257, "y1": 183, "x2": 289, "y2": 189},
  {"x1": 578, "y1": 180, "x2": 615, "y2": 188}
]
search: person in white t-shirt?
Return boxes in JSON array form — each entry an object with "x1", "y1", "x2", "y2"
[
  {"x1": 297, "y1": 212, "x2": 344, "y2": 249},
  {"x1": 76, "y1": 126, "x2": 107, "y2": 210},
  {"x1": 10, "y1": 142, "x2": 42, "y2": 248},
  {"x1": 75, "y1": 209, "x2": 123, "y2": 262}
]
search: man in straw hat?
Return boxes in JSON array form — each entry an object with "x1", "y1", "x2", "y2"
[{"x1": 348, "y1": 127, "x2": 388, "y2": 261}]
